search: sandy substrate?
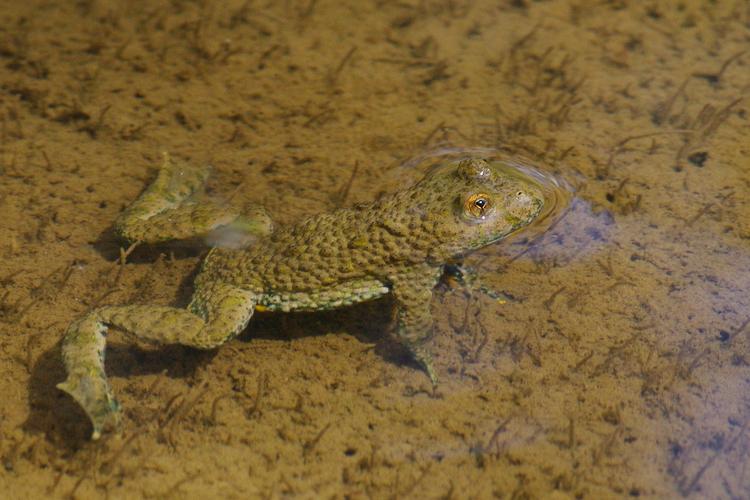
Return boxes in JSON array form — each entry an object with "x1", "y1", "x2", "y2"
[{"x1": 0, "y1": 1, "x2": 749, "y2": 498}]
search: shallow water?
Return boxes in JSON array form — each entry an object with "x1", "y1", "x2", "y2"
[{"x1": 0, "y1": 1, "x2": 748, "y2": 498}]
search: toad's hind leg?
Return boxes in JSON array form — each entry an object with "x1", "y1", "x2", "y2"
[
  {"x1": 114, "y1": 153, "x2": 273, "y2": 246},
  {"x1": 58, "y1": 283, "x2": 258, "y2": 439}
]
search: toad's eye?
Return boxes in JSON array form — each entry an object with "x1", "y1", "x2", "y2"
[{"x1": 464, "y1": 193, "x2": 492, "y2": 219}]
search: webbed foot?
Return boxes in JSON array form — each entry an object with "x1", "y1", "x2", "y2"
[
  {"x1": 58, "y1": 314, "x2": 121, "y2": 439},
  {"x1": 57, "y1": 373, "x2": 121, "y2": 440}
]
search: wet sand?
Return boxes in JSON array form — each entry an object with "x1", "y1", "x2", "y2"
[{"x1": 0, "y1": 1, "x2": 748, "y2": 498}]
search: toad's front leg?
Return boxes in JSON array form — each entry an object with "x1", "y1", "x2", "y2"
[
  {"x1": 443, "y1": 263, "x2": 515, "y2": 303},
  {"x1": 389, "y1": 265, "x2": 443, "y2": 386}
]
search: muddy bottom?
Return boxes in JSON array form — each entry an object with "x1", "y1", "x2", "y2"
[{"x1": 1, "y1": 1, "x2": 749, "y2": 498}]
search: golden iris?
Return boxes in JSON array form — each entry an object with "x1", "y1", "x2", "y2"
[{"x1": 464, "y1": 193, "x2": 492, "y2": 219}]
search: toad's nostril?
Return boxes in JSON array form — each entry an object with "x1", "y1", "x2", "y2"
[{"x1": 515, "y1": 193, "x2": 531, "y2": 206}]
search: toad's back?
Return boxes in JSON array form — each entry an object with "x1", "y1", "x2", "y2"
[
  {"x1": 201, "y1": 160, "x2": 546, "y2": 300},
  {"x1": 200, "y1": 185, "x2": 450, "y2": 297}
]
